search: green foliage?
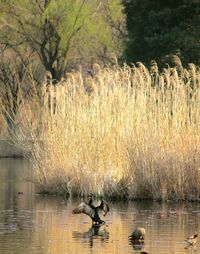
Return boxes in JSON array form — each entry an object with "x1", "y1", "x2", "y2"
[
  {"x1": 0, "y1": 0, "x2": 125, "y2": 80},
  {"x1": 123, "y1": 0, "x2": 200, "y2": 66}
]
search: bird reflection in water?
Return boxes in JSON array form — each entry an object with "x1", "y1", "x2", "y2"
[
  {"x1": 185, "y1": 245, "x2": 198, "y2": 254},
  {"x1": 72, "y1": 224, "x2": 109, "y2": 248},
  {"x1": 128, "y1": 240, "x2": 145, "y2": 251},
  {"x1": 128, "y1": 227, "x2": 146, "y2": 251}
]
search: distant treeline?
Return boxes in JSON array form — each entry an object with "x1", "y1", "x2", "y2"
[{"x1": 123, "y1": 0, "x2": 200, "y2": 66}]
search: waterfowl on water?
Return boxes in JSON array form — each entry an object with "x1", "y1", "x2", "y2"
[
  {"x1": 185, "y1": 234, "x2": 198, "y2": 245},
  {"x1": 72, "y1": 196, "x2": 109, "y2": 225},
  {"x1": 129, "y1": 227, "x2": 146, "y2": 243}
]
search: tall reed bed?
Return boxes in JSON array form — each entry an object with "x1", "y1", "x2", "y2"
[{"x1": 15, "y1": 62, "x2": 200, "y2": 200}]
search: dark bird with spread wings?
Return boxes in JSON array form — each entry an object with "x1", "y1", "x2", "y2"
[
  {"x1": 185, "y1": 234, "x2": 198, "y2": 246},
  {"x1": 72, "y1": 196, "x2": 109, "y2": 225}
]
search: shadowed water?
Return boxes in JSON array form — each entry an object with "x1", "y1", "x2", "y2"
[{"x1": 0, "y1": 159, "x2": 200, "y2": 254}]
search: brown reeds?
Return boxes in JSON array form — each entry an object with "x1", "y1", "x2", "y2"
[{"x1": 10, "y1": 61, "x2": 200, "y2": 200}]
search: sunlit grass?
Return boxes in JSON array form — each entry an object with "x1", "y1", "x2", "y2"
[{"x1": 10, "y1": 62, "x2": 200, "y2": 200}]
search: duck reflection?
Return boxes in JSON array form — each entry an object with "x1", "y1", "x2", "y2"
[
  {"x1": 72, "y1": 224, "x2": 109, "y2": 248},
  {"x1": 128, "y1": 238, "x2": 145, "y2": 251},
  {"x1": 129, "y1": 241, "x2": 145, "y2": 251}
]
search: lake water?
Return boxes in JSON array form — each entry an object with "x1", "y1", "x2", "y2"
[{"x1": 0, "y1": 159, "x2": 200, "y2": 254}]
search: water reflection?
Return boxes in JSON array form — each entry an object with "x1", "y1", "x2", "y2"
[
  {"x1": 129, "y1": 241, "x2": 145, "y2": 251},
  {"x1": 0, "y1": 159, "x2": 35, "y2": 254},
  {"x1": 0, "y1": 159, "x2": 200, "y2": 254},
  {"x1": 185, "y1": 245, "x2": 198, "y2": 254},
  {"x1": 72, "y1": 224, "x2": 109, "y2": 248}
]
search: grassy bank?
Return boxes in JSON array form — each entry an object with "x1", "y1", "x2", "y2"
[{"x1": 8, "y1": 62, "x2": 200, "y2": 200}]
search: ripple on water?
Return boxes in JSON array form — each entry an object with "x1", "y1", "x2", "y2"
[{"x1": 0, "y1": 159, "x2": 200, "y2": 253}]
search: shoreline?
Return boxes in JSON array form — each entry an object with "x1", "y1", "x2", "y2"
[{"x1": 0, "y1": 139, "x2": 31, "y2": 158}]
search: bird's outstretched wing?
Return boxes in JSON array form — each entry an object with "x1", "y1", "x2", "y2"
[
  {"x1": 72, "y1": 202, "x2": 95, "y2": 218},
  {"x1": 186, "y1": 234, "x2": 198, "y2": 245}
]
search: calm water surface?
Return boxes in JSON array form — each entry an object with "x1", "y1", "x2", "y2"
[{"x1": 0, "y1": 159, "x2": 200, "y2": 254}]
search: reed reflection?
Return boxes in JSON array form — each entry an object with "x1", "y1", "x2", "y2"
[
  {"x1": 72, "y1": 224, "x2": 109, "y2": 248},
  {"x1": 0, "y1": 159, "x2": 36, "y2": 254},
  {"x1": 1, "y1": 159, "x2": 200, "y2": 254},
  {"x1": 0, "y1": 159, "x2": 34, "y2": 232}
]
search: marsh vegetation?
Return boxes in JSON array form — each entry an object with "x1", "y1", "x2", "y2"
[
  {"x1": 0, "y1": 0, "x2": 200, "y2": 201},
  {"x1": 1, "y1": 62, "x2": 200, "y2": 200}
]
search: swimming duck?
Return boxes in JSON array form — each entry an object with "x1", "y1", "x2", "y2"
[
  {"x1": 129, "y1": 227, "x2": 146, "y2": 242},
  {"x1": 72, "y1": 196, "x2": 109, "y2": 225},
  {"x1": 185, "y1": 234, "x2": 198, "y2": 245}
]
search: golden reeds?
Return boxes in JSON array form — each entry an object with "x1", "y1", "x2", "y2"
[{"x1": 10, "y1": 62, "x2": 200, "y2": 200}]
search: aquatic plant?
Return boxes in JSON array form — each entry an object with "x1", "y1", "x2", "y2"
[{"x1": 9, "y1": 61, "x2": 200, "y2": 200}]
